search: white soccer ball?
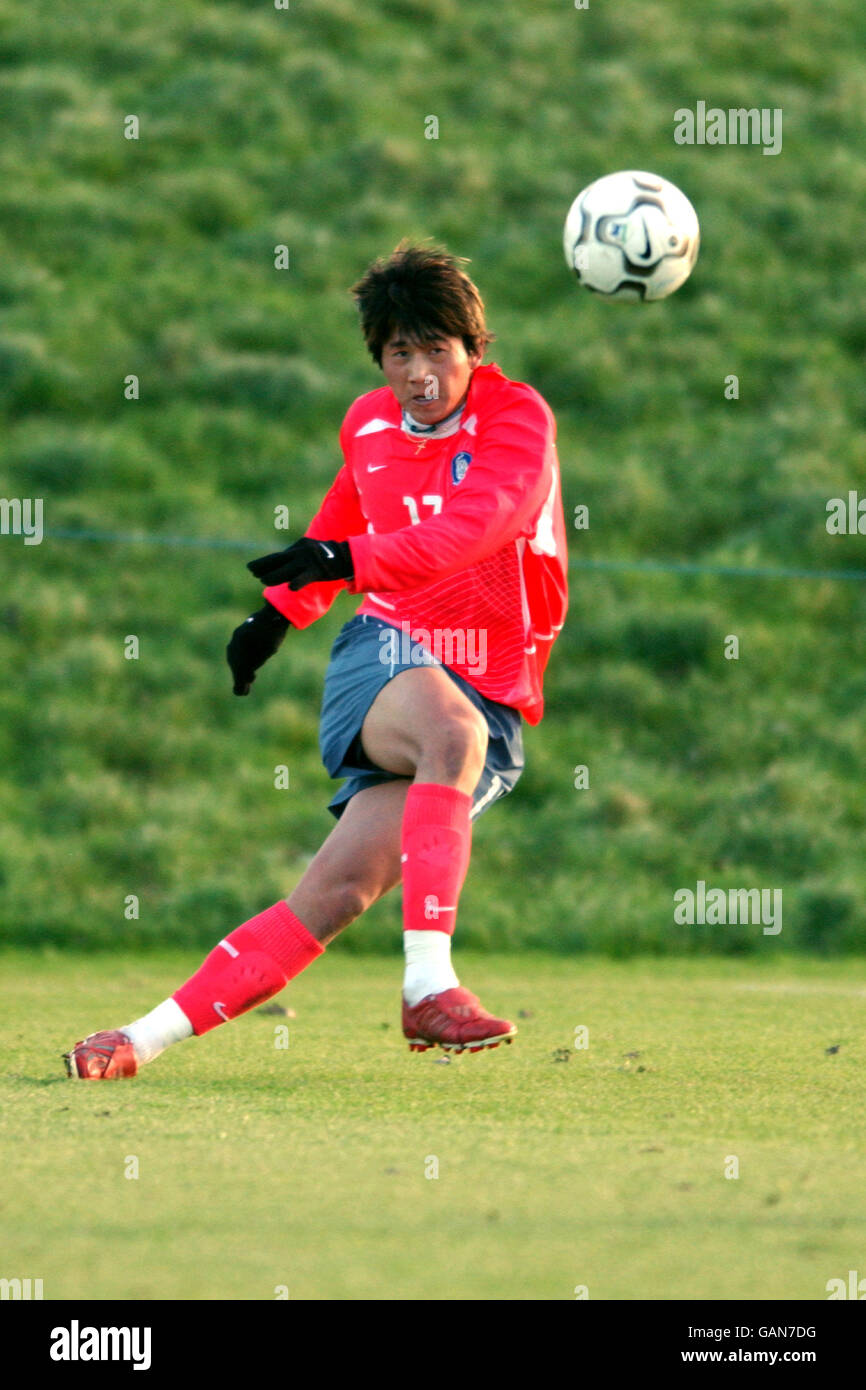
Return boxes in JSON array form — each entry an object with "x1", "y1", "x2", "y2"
[{"x1": 563, "y1": 170, "x2": 700, "y2": 302}]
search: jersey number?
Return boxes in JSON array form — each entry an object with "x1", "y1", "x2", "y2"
[{"x1": 402, "y1": 494, "x2": 443, "y2": 525}]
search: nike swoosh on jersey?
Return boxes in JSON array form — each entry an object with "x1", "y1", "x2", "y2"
[
  {"x1": 319, "y1": 543, "x2": 334, "y2": 558},
  {"x1": 367, "y1": 464, "x2": 388, "y2": 472}
]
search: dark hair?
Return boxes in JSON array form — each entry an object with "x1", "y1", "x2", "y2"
[{"x1": 350, "y1": 241, "x2": 495, "y2": 366}]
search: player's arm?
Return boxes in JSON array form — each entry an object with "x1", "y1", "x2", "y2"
[
  {"x1": 346, "y1": 394, "x2": 555, "y2": 593},
  {"x1": 252, "y1": 455, "x2": 368, "y2": 625},
  {"x1": 226, "y1": 601, "x2": 292, "y2": 696},
  {"x1": 228, "y1": 450, "x2": 367, "y2": 695}
]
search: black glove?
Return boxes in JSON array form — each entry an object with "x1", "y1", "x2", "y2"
[
  {"x1": 246, "y1": 537, "x2": 353, "y2": 590},
  {"x1": 226, "y1": 603, "x2": 291, "y2": 696}
]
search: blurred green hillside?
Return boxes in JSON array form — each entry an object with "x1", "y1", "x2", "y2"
[{"x1": 1, "y1": 0, "x2": 865, "y2": 953}]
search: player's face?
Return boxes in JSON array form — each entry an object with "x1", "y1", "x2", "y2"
[{"x1": 381, "y1": 333, "x2": 481, "y2": 423}]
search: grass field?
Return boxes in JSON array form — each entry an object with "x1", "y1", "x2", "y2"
[
  {"x1": 2, "y1": 0, "x2": 865, "y2": 1310},
  {"x1": 3, "y1": 948, "x2": 864, "y2": 1301},
  {"x1": 3, "y1": 0, "x2": 866, "y2": 955}
]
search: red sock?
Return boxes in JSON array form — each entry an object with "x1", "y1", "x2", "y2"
[
  {"x1": 401, "y1": 783, "x2": 473, "y2": 936},
  {"x1": 172, "y1": 900, "x2": 323, "y2": 1036}
]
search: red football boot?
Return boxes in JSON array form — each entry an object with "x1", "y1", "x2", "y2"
[
  {"x1": 64, "y1": 1030, "x2": 138, "y2": 1080},
  {"x1": 402, "y1": 987, "x2": 517, "y2": 1054}
]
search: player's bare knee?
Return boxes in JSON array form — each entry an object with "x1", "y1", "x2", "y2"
[{"x1": 427, "y1": 712, "x2": 488, "y2": 783}]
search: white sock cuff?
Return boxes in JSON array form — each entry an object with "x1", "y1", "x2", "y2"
[
  {"x1": 402, "y1": 930, "x2": 459, "y2": 1006},
  {"x1": 124, "y1": 997, "x2": 193, "y2": 1065}
]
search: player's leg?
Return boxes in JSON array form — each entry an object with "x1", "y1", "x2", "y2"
[
  {"x1": 361, "y1": 663, "x2": 485, "y2": 996},
  {"x1": 360, "y1": 665, "x2": 489, "y2": 790},
  {"x1": 359, "y1": 665, "x2": 517, "y2": 1052},
  {"x1": 64, "y1": 780, "x2": 410, "y2": 1078},
  {"x1": 286, "y1": 777, "x2": 410, "y2": 945}
]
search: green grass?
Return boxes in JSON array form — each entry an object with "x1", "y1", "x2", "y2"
[
  {"x1": 3, "y1": 948, "x2": 864, "y2": 1300},
  {"x1": 1, "y1": 0, "x2": 866, "y2": 953}
]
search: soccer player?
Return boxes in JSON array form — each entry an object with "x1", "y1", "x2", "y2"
[{"x1": 64, "y1": 244, "x2": 568, "y2": 1079}]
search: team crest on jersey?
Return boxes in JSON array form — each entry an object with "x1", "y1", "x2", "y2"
[{"x1": 450, "y1": 451, "x2": 472, "y2": 484}]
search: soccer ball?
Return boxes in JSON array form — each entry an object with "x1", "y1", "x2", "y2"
[{"x1": 563, "y1": 170, "x2": 700, "y2": 302}]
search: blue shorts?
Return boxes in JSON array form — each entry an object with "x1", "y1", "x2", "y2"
[{"x1": 319, "y1": 613, "x2": 525, "y2": 821}]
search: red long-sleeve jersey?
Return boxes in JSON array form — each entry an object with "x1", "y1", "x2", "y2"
[{"x1": 263, "y1": 363, "x2": 568, "y2": 724}]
